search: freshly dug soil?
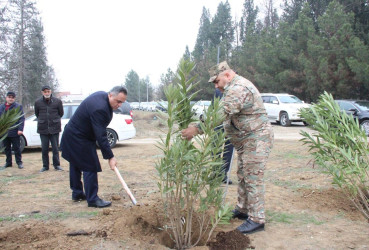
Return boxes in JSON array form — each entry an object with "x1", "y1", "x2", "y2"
[{"x1": 207, "y1": 230, "x2": 252, "y2": 250}]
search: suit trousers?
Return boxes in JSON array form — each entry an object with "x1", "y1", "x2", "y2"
[
  {"x1": 3, "y1": 136, "x2": 22, "y2": 165},
  {"x1": 40, "y1": 133, "x2": 60, "y2": 169},
  {"x1": 69, "y1": 162, "x2": 99, "y2": 203},
  {"x1": 215, "y1": 126, "x2": 234, "y2": 179},
  {"x1": 222, "y1": 138, "x2": 234, "y2": 175}
]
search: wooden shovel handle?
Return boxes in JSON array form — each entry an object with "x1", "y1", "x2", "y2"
[{"x1": 114, "y1": 166, "x2": 137, "y2": 205}]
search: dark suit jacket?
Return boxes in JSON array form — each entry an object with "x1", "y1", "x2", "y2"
[{"x1": 60, "y1": 91, "x2": 114, "y2": 172}]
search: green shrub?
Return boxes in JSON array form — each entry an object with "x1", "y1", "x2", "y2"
[
  {"x1": 155, "y1": 59, "x2": 231, "y2": 249},
  {"x1": 300, "y1": 92, "x2": 369, "y2": 220},
  {"x1": 0, "y1": 107, "x2": 23, "y2": 152}
]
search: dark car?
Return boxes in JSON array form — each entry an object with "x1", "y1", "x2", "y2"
[
  {"x1": 114, "y1": 101, "x2": 133, "y2": 117},
  {"x1": 336, "y1": 100, "x2": 369, "y2": 135},
  {"x1": 155, "y1": 101, "x2": 168, "y2": 112}
]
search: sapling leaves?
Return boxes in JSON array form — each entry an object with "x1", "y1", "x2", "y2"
[
  {"x1": 155, "y1": 59, "x2": 231, "y2": 249},
  {"x1": 300, "y1": 91, "x2": 369, "y2": 220}
]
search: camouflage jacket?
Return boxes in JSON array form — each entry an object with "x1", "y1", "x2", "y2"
[
  {"x1": 222, "y1": 75, "x2": 269, "y2": 145},
  {"x1": 196, "y1": 75, "x2": 269, "y2": 145}
]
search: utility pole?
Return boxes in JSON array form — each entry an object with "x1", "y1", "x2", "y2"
[
  {"x1": 138, "y1": 82, "x2": 140, "y2": 109},
  {"x1": 217, "y1": 46, "x2": 220, "y2": 64}
]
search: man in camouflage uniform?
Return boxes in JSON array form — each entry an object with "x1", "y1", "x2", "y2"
[{"x1": 181, "y1": 61, "x2": 274, "y2": 234}]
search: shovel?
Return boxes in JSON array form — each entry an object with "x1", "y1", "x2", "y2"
[{"x1": 114, "y1": 166, "x2": 137, "y2": 205}]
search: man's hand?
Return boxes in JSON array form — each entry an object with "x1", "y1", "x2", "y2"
[
  {"x1": 108, "y1": 157, "x2": 117, "y2": 170},
  {"x1": 17, "y1": 131, "x2": 23, "y2": 135},
  {"x1": 181, "y1": 126, "x2": 199, "y2": 140}
]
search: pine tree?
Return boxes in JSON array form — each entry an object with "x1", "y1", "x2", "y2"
[
  {"x1": 192, "y1": 7, "x2": 211, "y2": 61},
  {"x1": 23, "y1": 18, "x2": 51, "y2": 106},
  {"x1": 0, "y1": 0, "x2": 56, "y2": 106},
  {"x1": 239, "y1": 0, "x2": 259, "y2": 43},
  {"x1": 124, "y1": 70, "x2": 140, "y2": 102},
  {"x1": 156, "y1": 68, "x2": 175, "y2": 101},
  {"x1": 276, "y1": 4, "x2": 317, "y2": 101},
  {"x1": 209, "y1": 1, "x2": 234, "y2": 59}
]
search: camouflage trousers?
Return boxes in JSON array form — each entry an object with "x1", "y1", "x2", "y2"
[{"x1": 233, "y1": 124, "x2": 274, "y2": 224}]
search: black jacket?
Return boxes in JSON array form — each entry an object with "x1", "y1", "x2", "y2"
[
  {"x1": 34, "y1": 95, "x2": 64, "y2": 135},
  {"x1": 61, "y1": 91, "x2": 114, "y2": 172},
  {"x1": 0, "y1": 102, "x2": 25, "y2": 137}
]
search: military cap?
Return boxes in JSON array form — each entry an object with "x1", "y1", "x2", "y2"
[
  {"x1": 6, "y1": 91, "x2": 16, "y2": 97},
  {"x1": 208, "y1": 61, "x2": 231, "y2": 83},
  {"x1": 41, "y1": 85, "x2": 51, "y2": 91}
]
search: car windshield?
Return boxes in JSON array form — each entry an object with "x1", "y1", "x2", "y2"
[
  {"x1": 278, "y1": 95, "x2": 303, "y2": 104},
  {"x1": 355, "y1": 101, "x2": 369, "y2": 111}
]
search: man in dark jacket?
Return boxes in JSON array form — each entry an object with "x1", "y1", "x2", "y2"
[
  {"x1": 34, "y1": 85, "x2": 64, "y2": 172},
  {"x1": 0, "y1": 91, "x2": 25, "y2": 169},
  {"x1": 61, "y1": 86, "x2": 127, "y2": 208},
  {"x1": 214, "y1": 88, "x2": 234, "y2": 184}
]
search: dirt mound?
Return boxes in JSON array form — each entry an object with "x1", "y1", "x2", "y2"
[
  {"x1": 207, "y1": 230, "x2": 252, "y2": 250},
  {"x1": 297, "y1": 187, "x2": 361, "y2": 220},
  {"x1": 0, "y1": 221, "x2": 63, "y2": 249}
]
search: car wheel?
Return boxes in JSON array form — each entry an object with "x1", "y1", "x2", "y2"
[
  {"x1": 279, "y1": 112, "x2": 291, "y2": 127},
  {"x1": 19, "y1": 136, "x2": 26, "y2": 152},
  {"x1": 106, "y1": 128, "x2": 117, "y2": 148},
  {"x1": 360, "y1": 120, "x2": 369, "y2": 136}
]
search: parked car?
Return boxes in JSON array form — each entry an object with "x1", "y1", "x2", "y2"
[
  {"x1": 192, "y1": 100, "x2": 211, "y2": 117},
  {"x1": 146, "y1": 102, "x2": 158, "y2": 112},
  {"x1": 20, "y1": 103, "x2": 136, "y2": 152},
  {"x1": 114, "y1": 101, "x2": 133, "y2": 117},
  {"x1": 335, "y1": 100, "x2": 369, "y2": 135},
  {"x1": 261, "y1": 93, "x2": 310, "y2": 126},
  {"x1": 130, "y1": 102, "x2": 140, "y2": 110},
  {"x1": 156, "y1": 101, "x2": 168, "y2": 112}
]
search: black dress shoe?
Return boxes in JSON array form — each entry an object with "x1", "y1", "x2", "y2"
[
  {"x1": 54, "y1": 166, "x2": 63, "y2": 171},
  {"x1": 18, "y1": 164, "x2": 24, "y2": 169},
  {"x1": 40, "y1": 167, "x2": 49, "y2": 172},
  {"x1": 237, "y1": 219, "x2": 265, "y2": 234},
  {"x1": 232, "y1": 209, "x2": 249, "y2": 220},
  {"x1": 88, "y1": 198, "x2": 112, "y2": 208},
  {"x1": 72, "y1": 194, "x2": 87, "y2": 202},
  {"x1": 3, "y1": 164, "x2": 12, "y2": 168},
  {"x1": 222, "y1": 178, "x2": 233, "y2": 184}
]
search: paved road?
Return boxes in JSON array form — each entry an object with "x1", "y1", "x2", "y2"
[
  {"x1": 272, "y1": 123, "x2": 313, "y2": 140},
  {"x1": 122, "y1": 123, "x2": 314, "y2": 145}
]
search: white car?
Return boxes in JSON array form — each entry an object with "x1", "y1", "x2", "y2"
[
  {"x1": 261, "y1": 93, "x2": 310, "y2": 126},
  {"x1": 20, "y1": 103, "x2": 136, "y2": 152},
  {"x1": 192, "y1": 100, "x2": 211, "y2": 117}
]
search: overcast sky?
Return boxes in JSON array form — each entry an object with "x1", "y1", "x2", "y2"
[{"x1": 36, "y1": 0, "x2": 277, "y2": 95}]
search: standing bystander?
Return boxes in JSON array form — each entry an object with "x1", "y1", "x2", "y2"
[
  {"x1": 0, "y1": 91, "x2": 25, "y2": 169},
  {"x1": 34, "y1": 86, "x2": 64, "y2": 172}
]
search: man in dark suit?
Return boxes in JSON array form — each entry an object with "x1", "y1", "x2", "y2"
[
  {"x1": 60, "y1": 86, "x2": 127, "y2": 208},
  {"x1": 214, "y1": 88, "x2": 234, "y2": 184}
]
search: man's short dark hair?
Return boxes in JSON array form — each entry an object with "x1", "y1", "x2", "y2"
[{"x1": 110, "y1": 86, "x2": 127, "y2": 96}]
